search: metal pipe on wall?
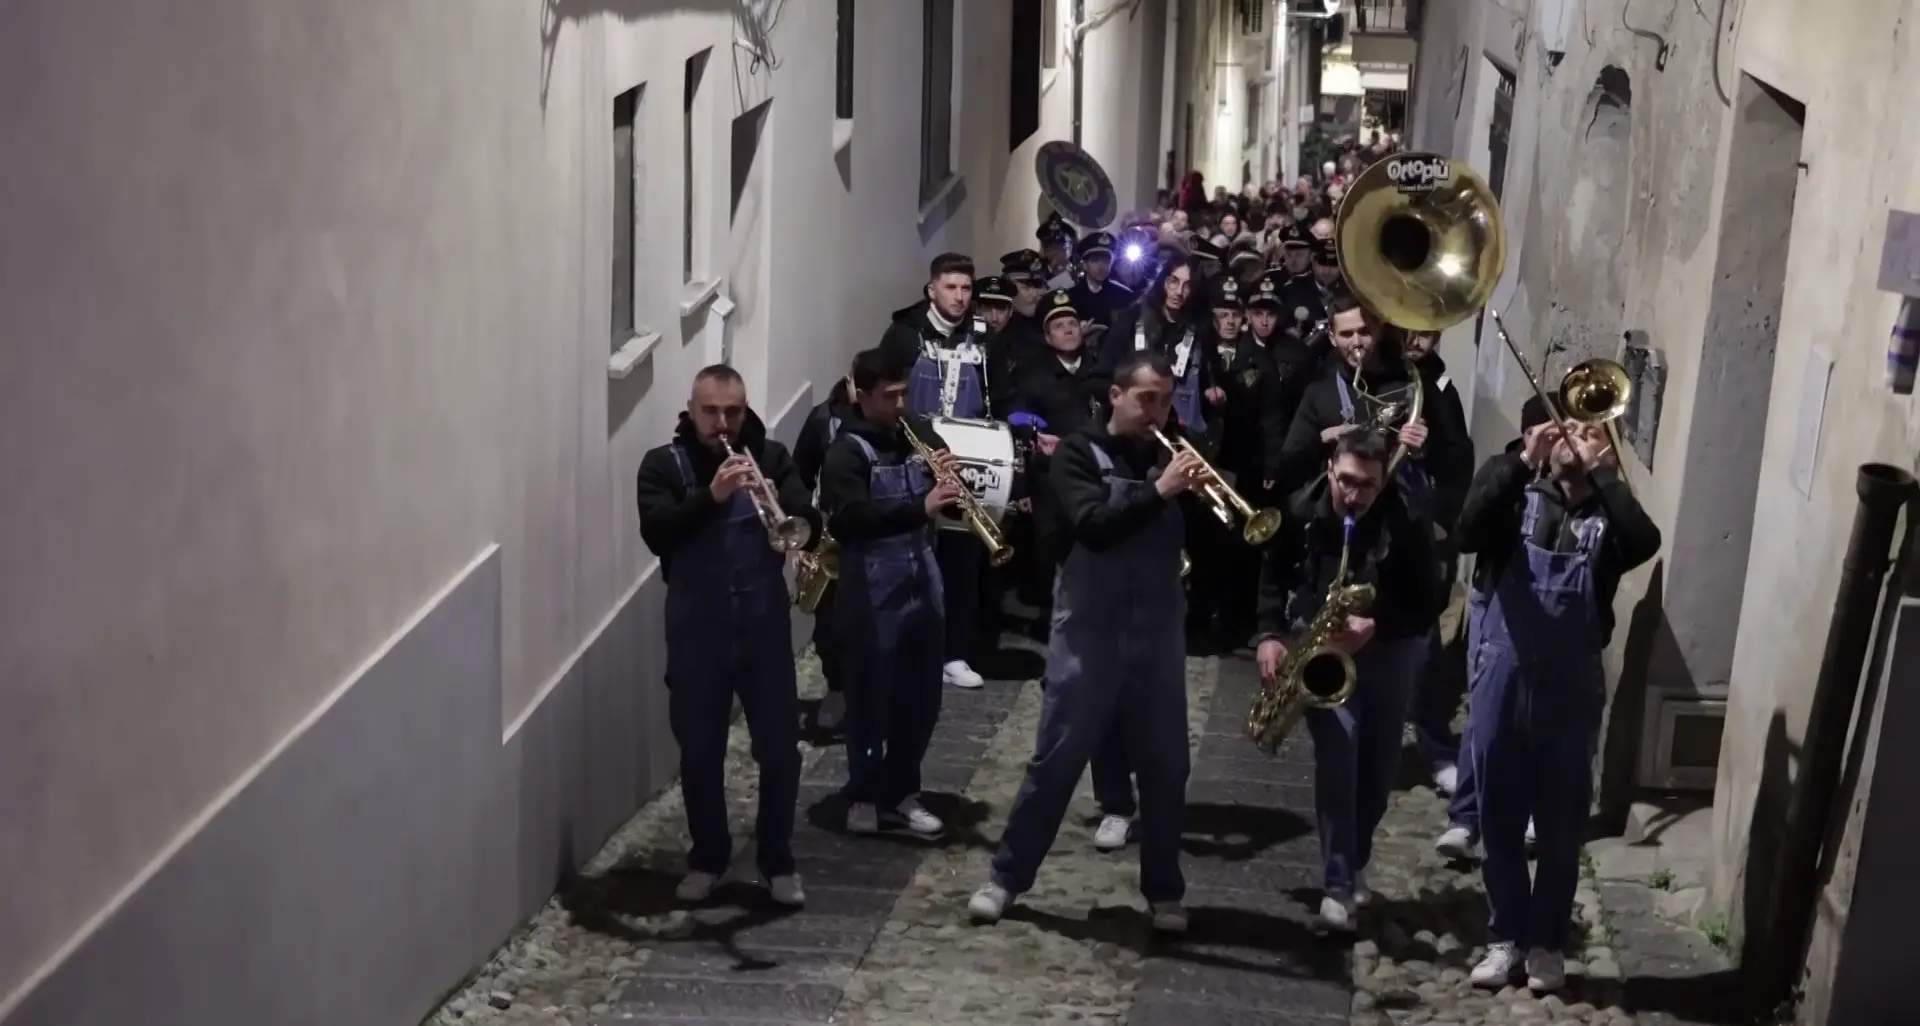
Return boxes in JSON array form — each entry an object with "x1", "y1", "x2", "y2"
[
  {"x1": 1071, "y1": 0, "x2": 1086, "y2": 147},
  {"x1": 1763, "y1": 462, "x2": 1918, "y2": 1010}
]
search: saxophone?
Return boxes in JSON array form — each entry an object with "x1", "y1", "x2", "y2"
[
  {"x1": 902, "y1": 419, "x2": 1015, "y2": 568},
  {"x1": 1246, "y1": 514, "x2": 1375, "y2": 754},
  {"x1": 792, "y1": 532, "x2": 840, "y2": 614}
]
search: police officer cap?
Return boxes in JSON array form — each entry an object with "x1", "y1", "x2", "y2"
[
  {"x1": 1000, "y1": 248, "x2": 1046, "y2": 282},
  {"x1": 975, "y1": 275, "x2": 1016, "y2": 303},
  {"x1": 1038, "y1": 214, "x2": 1078, "y2": 246},
  {"x1": 1281, "y1": 224, "x2": 1312, "y2": 248},
  {"x1": 1188, "y1": 235, "x2": 1227, "y2": 263},
  {"x1": 1080, "y1": 230, "x2": 1116, "y2": 259},
  {"x1": 1229, "y1": 236, "x2": 1264, "y2": 268},
  {"x1": 1209, "y1": 277, "x2": 1244, "y2": 310},
  {"x1": 1312, "y1": 241, "x2": 1341, "y2": 267},
  {"x1": 1043, "y1": 290, "x2": 1079, "y2": 324},
  {"x1": 1248, "y1": 272, "x2": 1286, "y2": 310}
]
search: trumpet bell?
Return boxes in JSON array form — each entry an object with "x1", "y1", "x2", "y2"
[
  {"x1": 772, "y1": 516, "x2": 813, "y2": 553},
  {"x1": 1243, "y1": 507, "x2": 1284, "y2": 546},
  {"x1": 1335, "y1": 153, "x2": 1508, "y2": 333},
  {"x1": 1558, "y1": 359, "x2": 1633, "y2": 425}
]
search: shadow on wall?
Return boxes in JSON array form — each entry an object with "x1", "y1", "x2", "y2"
[
  {"x1": 540, "y1": 0, "x2": 737, "y2": 109},
  {"x1": 1738, "y1": 712, "x2": 1797, "y2": 996},
  {"x1": 609, "y1": 353, "x2": 654, "y2": 436},
  {"x1": 1597, "y1": 559, "x2": 1671, "y2": 833}
]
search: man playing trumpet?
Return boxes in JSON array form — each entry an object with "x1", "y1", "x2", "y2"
[{"x1": 635, "y1": 364, "x2": 823, "y2": 907}]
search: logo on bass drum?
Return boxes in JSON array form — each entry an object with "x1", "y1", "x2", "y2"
[
  {"x1": 956, "y1": 462, "x2": 1004, "y2": 497},
  {"x1": 1386, "y1": 155, "x2": 1452, "y2": 194}
]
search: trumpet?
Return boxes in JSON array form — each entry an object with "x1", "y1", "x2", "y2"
[
  {"x1": 902, "y1": 420, "x2": 1015, "y2": 567},
  {"x1": 719, "y1": 434, "x2": 812, "y2": 553},
  {"x1": 1150, "y1": 426, "x2": 1283, "y2": 545}
]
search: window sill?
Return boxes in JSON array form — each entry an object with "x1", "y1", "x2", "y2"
[
  {"x1": 917, "y1": 173, "x2": 965, "y2": 227},
  {"x1": 608, "y1": 330, "x2": 662, "y2": 380},
  {"x1": 678, "y1": 276, "x2": 726, "y2": 318},
  {"x1": 832, "y1": 117, "x2": 854, "y2": 156}
]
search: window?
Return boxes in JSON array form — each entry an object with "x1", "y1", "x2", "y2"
[
  {"x1": 682, "y1": 49, "x2": 711, "y2": 284},
  {"x1": 1040, "y1": 0, "x2": 1059, "y2": 71},
  {"x1": 612, "y1": 84, "x2": 645, "y2": 346},
  {"x1": 1009, "y1": 1, "x2": 1041, "y2": 150},
  {"x1": 834, "y1": 0, "x2": 855, "y2": 121},
  {"x1": 919, "y1": 0, "x2": 955, "y2": 203}
]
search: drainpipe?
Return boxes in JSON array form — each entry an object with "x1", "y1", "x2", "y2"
[
  {"x1": 1071, "y1": 0, "x2": 1086, "y2": 148},
  {"x1": 1763, "y1": 463, "x2": 1918, "y2": 1009}
]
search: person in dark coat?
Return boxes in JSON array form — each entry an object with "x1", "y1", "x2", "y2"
[
  {"x1": 1007, "y1": 291, "x2": 1109, "y2": 618},
  {"x1": 793, "y1": 364, "x2": 863, "y2": 730},
  {"x1": 1201, "y1": 275, "x2": 1290, "y2": 648},
  {"x1": 636, "y1": 365, "x2": 823, "y2": 908},
  {"x1": 1068, "y1": 230, "x2": 1139, "y2": 339}
]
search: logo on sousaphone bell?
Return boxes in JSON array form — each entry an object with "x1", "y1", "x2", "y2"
[
  {"x1": 1035, "y1": 141, "x2": 1118, "y2": 229},
  {"x1": 1385, "y1": 155, "x2": 1452, "y2": 194}
]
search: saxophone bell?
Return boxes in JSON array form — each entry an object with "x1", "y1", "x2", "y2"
[
  {"x1": 793, "y1": 531, "x2": 841, "y2": 614},
  {"x1": 1246, "y1": 515, "x2": 1372, "y2": 754}
]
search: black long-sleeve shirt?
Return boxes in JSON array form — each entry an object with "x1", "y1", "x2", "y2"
[
  {"x1": 1455, "y1": 449, "x2": 1662, "y2": 646},
  {"x1": 817, "y1": 411, "x2": 952, "y2": 544},
  {"x1": 793, "y1": 379, "x2": 858, "y2": 494},
  {"x1": 635, "y1": 412, "x2": 820, "y2": 583},
  {"x1": 1276, "y1": 357, "x2": 1475, "y2": 504},
  {"x1": 1256, "y1": 478, "x2": 1443, "y2": 642},
  {"x1": 1046, "y1": 421, "x2": 1186, "y2": 555}
]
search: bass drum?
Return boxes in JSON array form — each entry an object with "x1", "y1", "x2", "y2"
[{"x1": 928, "y1": 416, "x2": 1017, "y2": 532}]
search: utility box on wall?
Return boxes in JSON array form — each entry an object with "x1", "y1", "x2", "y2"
[{"x1": 1619, "y1": 329, "x2": 1667, "y2": 468}]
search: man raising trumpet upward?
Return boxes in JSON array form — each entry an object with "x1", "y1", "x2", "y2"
[
  {"x1": 1457, "y1": 397, "x2": 1660, "y2": 992},
  {"x1": 880, "y1": 252, "x2": 993, "y2": 691},
  {"x1": 818, "y1": 347, "x2": 964, "y2": 840},
  {"x1": 635, "y1": 365, "x2": 823, "y2": 907},
  {"x1": 1255, "y1": 428, "x2": 1444, "y2": 931},
  {"x1": 968, "y1": 352, "x2": 1199, "y2": 933}
]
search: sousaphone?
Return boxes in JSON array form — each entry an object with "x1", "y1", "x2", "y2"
[{"x1": 1035, "y1": 141, "x2": 1118, "y2": 230}]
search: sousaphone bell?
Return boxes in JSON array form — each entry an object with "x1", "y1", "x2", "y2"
[{"x1": 1035, "y1": 141, "x2": 1119, "y2": 230}]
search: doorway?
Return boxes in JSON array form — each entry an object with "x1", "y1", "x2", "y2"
[{"x1": 1643, "y1": 74, "x2": 1804, "y2": 788}]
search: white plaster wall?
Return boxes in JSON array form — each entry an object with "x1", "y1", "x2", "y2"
[
  {"x1": 1409, "y1": 0, "x2": 1920, "y2": 966},
  {"x1": 0, "y1": 0, "x2": 1168, "y2": 1006}
]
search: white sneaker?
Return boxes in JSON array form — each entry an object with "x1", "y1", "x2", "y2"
[
  {"x1": 1352, "y1": 870, "x2": 1372, "y2": 908},
  {"x1": 1436, "y1": 825, "x2": 1478, "y2": 861},
  {"x1": 891, "y1": 797, "x2": 945, "y2": 837},
  {"x1": 1319, "y1": 894, "x2": 1356, "y2": 931},
  {"x1": 943, "y1": 660, "x2": 985, "y2": 689},
  {"x1": 1434, "y1": 763, "x2": 1460, "y2": 796},
  {"x1": 1525, "y1": 948, "x2": 1566, "y2": 991},
  {"x1": 1151, "y1": 902, "x2": 1189, "y2": 932},
  {"x1": 675, "y1": 871, "x2": 719, "y2": 902},
  {"x1": 768, "y1": 874, "x2": 806, "y2": 907},
  {"x1": 968, "y1": 883, "x2": 1011, "y2": 923},
  {"x1": 846, "y1": 802, "x2": 880, "y2": 835},
  {"x1": 817, "y1": 691, "x2": 846, "y2": 730},
  {"x1": 1471, "y1": 942, "x2": 1522, "y2": 987},
  {"x1": 1525, "y1": 817, "x2": 1538, "y2": 845},
  {"x1": 1093, "y1": 815, "x2": 1133, "y2": 851}
]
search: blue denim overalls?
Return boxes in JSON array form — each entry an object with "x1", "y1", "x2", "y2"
[
  {"x1": 1468, "y1": 489, "x2": 1609, "y2": 952},
  {"x1": 907, "y1": 321, "x2": 989, "y2": 420},
  {"x1": 991, "y1": 441, "x2": 1191, "y2": 903},
  {"x1": 1298, "y1": 517, "x2": 1434, "y2": 900},
  {"x1": 833, "y1": 434, "x2": 947, "y2": 809},
  {"x1": 665, "y1": 446, "x2": 802, "y2": 878}
]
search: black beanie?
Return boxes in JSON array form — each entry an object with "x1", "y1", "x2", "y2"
[{"x1": 1520, "y1": 394, "x2": 1563, "y2": 435}]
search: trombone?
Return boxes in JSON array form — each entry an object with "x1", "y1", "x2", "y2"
[
  {"x1": 719, "y1": 433, "x2": 813, "y2": 553},
  {"x1": 1487, "y1": 312, "x2": 1635, "y2": 485},
  {"x1": 1150, "y1": 426, "x2": 1284, "y2": 545}
]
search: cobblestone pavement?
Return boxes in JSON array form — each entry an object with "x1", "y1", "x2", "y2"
[{"x1": 423, "y1": 642, "x2": 1749, "y2": 1026}]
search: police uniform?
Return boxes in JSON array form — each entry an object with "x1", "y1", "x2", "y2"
[
  {"x1": 1038, "y1": 215, "x2": 1078, "y2": 288},
  {"x1": 1250, "y1": 269, "x2": 1326, "y2": 423},
  {"x1": 1203, "y1": 276, "x2": 1288, "y2": 646},
  {"x1": 1068, "y1": 230, "x2": 1139, "y2": 344},
  {"x1": 1002, "y1": 248, "x2": 1053, "y2": 339},
  {"x1": 635, "y1": 409, "x2": 818, "y2": 902},
  {"x1": 969, "y1": 398, "x2": 1194, "y2": 933},
  {"x1": 1276, "y1": 225, "x2": 1328, "y2": 333},
  {"x1": 1008, "y1": 292, "x2": 1109, "y2": 617}
]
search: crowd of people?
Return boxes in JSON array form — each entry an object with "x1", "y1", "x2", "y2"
[{"x1": 633, "y1": 135, "x2": 1662, "y2": 1002}]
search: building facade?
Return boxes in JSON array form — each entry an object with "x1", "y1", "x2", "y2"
[
  {"x1": 1409, "y1": 0, "x2": 1920, "y2": 1018},
  {"x1": 0, "y1": 2, "x2": 1172, "y2": 1023}
]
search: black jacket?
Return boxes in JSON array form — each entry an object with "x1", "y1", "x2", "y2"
[
  {"x1": 1046, "y1": 419, "x2": 1191, "y2": 557},
  {"x1": 1414, "y1": 350, "x2": 1473, "y2": 534},
  {"x1": 1256, "y1": 477, "x2": 1443, "y2": 642},
  {"x1": 1009, "y1": 348, "x2": 1109, "y2": 440},
  {"x1": 1205, "y1": 330, "x2": 1288, "y2": 482},
  {"x1": 636, "y1": 411, "x2": 820, "y2": 583},
  {"x1": 985, "y1": 318, "x2": 1046, "y2": 415},
  {"x1": 1103, "y1": 301, "x2": 1204, "y2": 381},
  {"x1": 1068, "y1": 276, "x2": 1139, "y2": 333},
  {"x1": 1456, "y1": 447, "x2": 1662, "y2": 646},
  {"x1": 818, "y1": 410, "x2": 952, "y2": 545},
  {"x1": 1276, "y1": 356, "x2": 1475, "y2": 501},
  {"x1": 794, "y1": 377, "x2": 859, "y2": 493}
]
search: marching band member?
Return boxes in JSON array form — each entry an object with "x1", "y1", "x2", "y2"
[
  {"x1": 1002, "y1": 248, "x2": 1052, "y2": 337},
  {"x1": 976, "y1": 275, "x2": 1037, "y2": 410},
  {"x1": 1275, "y1": 225, "x2": 1325, "y2": 331},
  {"x1": 969, "y1": 352, "x2": 1198, "y2": 933},
  {"x1": 880, "y1": 253, "x2": 992, "y2": 691},
  {"x1": 1457, "y1": 398, "x2": 1660, "y2": 991},
  {"x1": 794, "y1": 362, "x2": 862, "y2": 731},
  {"x1": 1254, "y1": 428, "x2": 1444, "y2": 930},
  {"x1": 635, "y1": 365, "x2": 821, "y2": 906},
  {"x1": 1039, "y1": 214, "x2": 1078, "y2": 288},
  {"x1": 1248, "y1": 269, "x2": 1326, "y2": 421},
  {"x1": 1203, "y1": 275, "x2": 1290, "y2": 650},
  {"x1": 1068, "y1": 230, "x2": 1138, "y2": 340},
  {"x1": 818, "y1": 347, "x2": 962, "y2": 839},
  {"x1": 1106, "y1": 256, "x2": 1203, "y2": 430}
]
